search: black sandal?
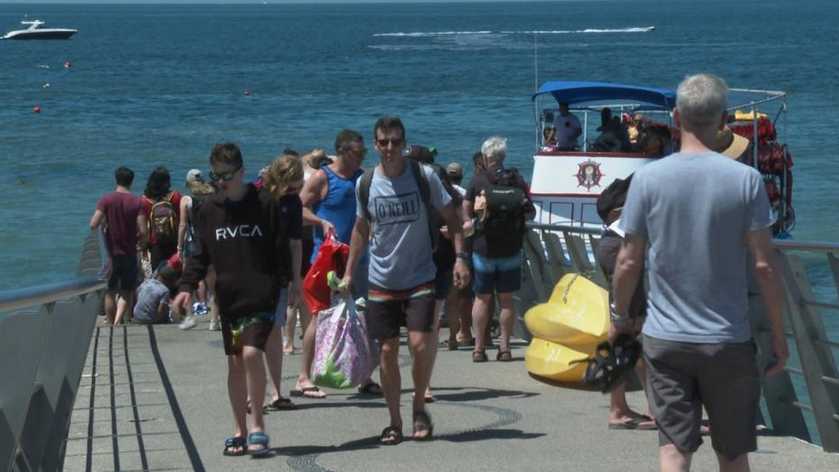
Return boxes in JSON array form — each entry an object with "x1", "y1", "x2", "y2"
[
  {"x1": 412, "y1": 410, "x2": 434, "y2": 441},
  {"x1": 380, "y1": 426, "x2": 403, "y2": 445},
  {"x1": 222, "y1": 436, "x2": 247, "y2": 456},
  {"x1": 574, "y1": 334, "x2": 641, "y2": 393}
]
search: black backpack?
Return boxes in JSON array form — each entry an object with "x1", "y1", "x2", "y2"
[
  {"x1": 596, "y1": 174, "x2": 633, "y2": 223},
  {"x1": 476, "y1": 167, "x2": 528, "y2": 247},
  {"x1": 358, "y1": 160, "x2": 439, "y2": 253}
]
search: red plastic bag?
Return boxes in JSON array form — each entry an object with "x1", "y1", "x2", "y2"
[{"x1": 303, "y1": 231, "x2": 350, "y2": 315}]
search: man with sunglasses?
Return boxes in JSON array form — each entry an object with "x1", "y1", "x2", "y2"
[
  {"x1": 294, "y1": 129, "x2": 380, "y2": 399},
  {"x1": 174, "y1": 142, "x2": 296, "y2": 456},
  {"x1": 342, "y1": 116, "x2": 470, "y2": 445}
]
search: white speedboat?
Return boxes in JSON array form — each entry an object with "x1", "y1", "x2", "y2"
[{"x1": 1, "y1": 20, "x2": 76, "y2": 40}]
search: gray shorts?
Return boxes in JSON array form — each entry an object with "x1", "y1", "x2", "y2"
[{"x1": 642, "y1": 334, "x2": 761, "y2": 460}]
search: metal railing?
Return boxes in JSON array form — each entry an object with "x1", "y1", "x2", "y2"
[
  {"x1": 519, "y1": 222, "x2": 839, "y2": 452},
  {"x1": 0, "y1": 230, "x2": 108, "y2": 472}
]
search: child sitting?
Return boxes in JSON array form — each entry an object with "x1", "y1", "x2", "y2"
[{"x1": 133, "y1": 266, "x2": 177, "y2": 324}]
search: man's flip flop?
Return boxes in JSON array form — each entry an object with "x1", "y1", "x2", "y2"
[
  {"x1": 412, "y1": 410, "x2": 434, "y2": 441},
  {"x1": 608, "y1": 416, "x2": 657, "y2": 430},
  {"x1": 223, "y1": 436, "x2": 246, "y2": 456},
  {"x1": 268, "y1": 397, "x2": 297, "y2": 410},
  {"x1": 357, "y1": 382, "x2": 383, "y2": 396},
  {"x1": 290, "y1": 386, "x2": 327, "y2": 398},
  {"x1": 247, "y1": 432, "x2": 271, "y2": 457},
  {"x1": 380, "y1": 426, "x2": 403, "y2": 446}
]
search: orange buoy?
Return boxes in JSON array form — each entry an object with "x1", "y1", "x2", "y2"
[{"x1": 33, "y1": 105, "x2": 41, "y2": 114}]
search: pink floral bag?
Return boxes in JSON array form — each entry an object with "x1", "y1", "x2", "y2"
[{"x1": 313, "y1": 297, "x2": 379, "y2": 389}]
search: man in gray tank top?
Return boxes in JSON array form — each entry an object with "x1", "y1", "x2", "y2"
[{"x1": 610, "y1": 74, "x2": 789, "y2": 472}]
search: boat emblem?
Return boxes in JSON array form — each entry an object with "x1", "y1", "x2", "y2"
[{"x1": 574, "y1": 160, "x2": 604, "y2": 190}]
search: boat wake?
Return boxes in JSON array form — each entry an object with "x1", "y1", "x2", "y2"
[
  {"x1": 374, "y1": 26, "x2": 654, "y2": 37},
  {"x1": 373, "y1": 30, "x2": 492, "y2": 37}
]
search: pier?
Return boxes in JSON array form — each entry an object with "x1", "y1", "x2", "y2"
[{"x1": 2, "y1": 228, "x2": 839, "y2": 471}]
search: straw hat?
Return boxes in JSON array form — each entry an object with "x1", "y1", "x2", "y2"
[{"x1": 715, "y1": 126, "x2": 750, "y2": 159}]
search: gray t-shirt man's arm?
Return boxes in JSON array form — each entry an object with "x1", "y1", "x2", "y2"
[
  {"x1": 357, "y1": 162, "x2": 451, "y2": 290},
  {"x1": 619, "y1": 152, "x2": 773, "y2": 343}
]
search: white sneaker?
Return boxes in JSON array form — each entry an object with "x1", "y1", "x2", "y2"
[
  {"x1": 179, "y1": 315, "x2": 197, "y2": 330},
  {"x1": 208, "y1": 320, "x2": 221, "y2": 331}
]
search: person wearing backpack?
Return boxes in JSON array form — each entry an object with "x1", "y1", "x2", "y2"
[
  {"x1": 176, "y1": 169, "x2": 220, "y2": 331},
  {"x1": 463, "y1": 137, "x2": 535, "y2": 363},
  {"x1": 343, "y1": 116, "x2": 470, "y2": 445},
  {"x1": 141, "y1": 166, "x2": 182, "y2": 274}
]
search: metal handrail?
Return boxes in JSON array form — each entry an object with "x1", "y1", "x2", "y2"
[
  {"x1": 0, "y1": 230, "x2": 108, "y2": 313},
  {"x1": 526, "y1": 221, "x2": 602, "y2": 235},
  {"x1": 527, "y1": 221, "x2": 839, "y2": 254}
]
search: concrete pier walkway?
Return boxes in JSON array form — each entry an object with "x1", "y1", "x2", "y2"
[{"x1": 63, "y1": 319, "x2": 839, "y2": 472}]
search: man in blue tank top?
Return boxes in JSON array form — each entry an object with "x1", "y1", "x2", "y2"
[{"x1": 294, "y1": 129, "x2": 378, "y2": 398}]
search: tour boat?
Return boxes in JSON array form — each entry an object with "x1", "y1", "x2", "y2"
[{"x1": 529, "y1": 81, "x2": 794, "y2": 236}]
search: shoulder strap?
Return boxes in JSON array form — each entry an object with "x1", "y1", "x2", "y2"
[
  {"x1": 358, "y1": 167, "x2": 375, "y2": 223},
  {"x1": 409, "y1": 160, "x2": 432, "y2": 208},
  {"x1": 408, "y1": 160, "x2": 439, "y2": 251}
]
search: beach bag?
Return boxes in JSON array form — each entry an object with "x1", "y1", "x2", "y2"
[
  {"x1": 313, "y1": 297, "x2": 379, "y2": 389},
  {"x1": 140, "y1": 251, "x2": 153, "y2": 280},
  {"x1": 302, "y1": 231, "x2": 349, "y2": 315}
]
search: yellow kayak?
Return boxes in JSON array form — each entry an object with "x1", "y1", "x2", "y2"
[
  {"x1": 525, "y1": 337, "x2": 591, "y2": 383},
  {"x1": 524, "y1": 273, "x2": 610, "y2": 346}
]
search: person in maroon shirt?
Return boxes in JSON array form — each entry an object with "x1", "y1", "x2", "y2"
[{"x1": 90, "y1": 167, "x2": 148, "y2": 325}]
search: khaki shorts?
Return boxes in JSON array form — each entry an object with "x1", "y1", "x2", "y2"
[{"x1": 642, "y1": 334, "x2": 761, "y2": 460}]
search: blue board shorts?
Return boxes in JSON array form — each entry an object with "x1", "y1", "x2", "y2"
[{"x1": 472, "y1": 252, "x2": 522, "y2": 294}]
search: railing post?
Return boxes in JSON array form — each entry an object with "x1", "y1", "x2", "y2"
[
  {"x1": 747, "y1": 256, "x2": 810, "y2": 443},
  {"x1": 778, "y1": 252, "x2": 839, "y2": 452}
]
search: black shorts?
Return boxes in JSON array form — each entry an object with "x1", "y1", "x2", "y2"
[
  {"x1": 107, "y1": 254, "x2": 138, "y2": 292},
  {"x1": 301, "y1": 238, "x2": 314, "y2": 278},
  {"x1": 643, "y1": 334, "x2": 761, "y2": 460},
  {"x1": 366, "y1": 281, "x2": 436, "y2": 340},
  {"x1": 220, "y1": 312, "x2": 275, "y2": 356},
  {"x1": 597, "y1": 233, "x2": 647, "y2": 320}
]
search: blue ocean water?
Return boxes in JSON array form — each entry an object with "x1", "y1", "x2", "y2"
[{"x1": 1, "y1": 0, "x2": 837, "y2": 288}]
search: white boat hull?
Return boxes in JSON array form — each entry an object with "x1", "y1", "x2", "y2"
[{"x1": 530, "y1": 151, "x2": 659, "y2": 227}]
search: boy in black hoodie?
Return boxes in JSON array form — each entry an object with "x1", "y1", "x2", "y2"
[{"x1": 173, "y1": 143, "x2": 295, "y2": 456}]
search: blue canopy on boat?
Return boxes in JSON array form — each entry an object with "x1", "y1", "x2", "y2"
[
  {"x1": 533, "y1": 81, "x2": 785, "y2": 111},
  {"x1": 533, "y1": 81, "x2": 677, "y2": 110}
]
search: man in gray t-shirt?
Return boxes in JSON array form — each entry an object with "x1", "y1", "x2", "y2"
[
  {"x1": 610, "y1": 74, "x2": 789, "y2": 471},
  {"x1": 342, "y1": 116, "x2": 470, "y2": 445}
]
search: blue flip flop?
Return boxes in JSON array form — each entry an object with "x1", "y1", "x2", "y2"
[{"x1": 247, "y1": 432, "x2": 271, "y2": 457}]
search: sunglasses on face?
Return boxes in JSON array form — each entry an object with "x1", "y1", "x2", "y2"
[
  {"x1": 209, "y1": 167, "x2": 241, "y2": 182},
  {"x1": 344, "y1": 147, "x2": 367, "y2": 157},
  {"x1": 376, "y1": 138, "x2": 404, "y2": 148}
]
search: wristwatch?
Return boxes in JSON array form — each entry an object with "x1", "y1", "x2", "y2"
[
  {"x1": 610, "y1": 304, "x2": 633, "y2": 327},
  {"x1": 455, "y1": 252, "x2": 469, "y2": 262}
]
